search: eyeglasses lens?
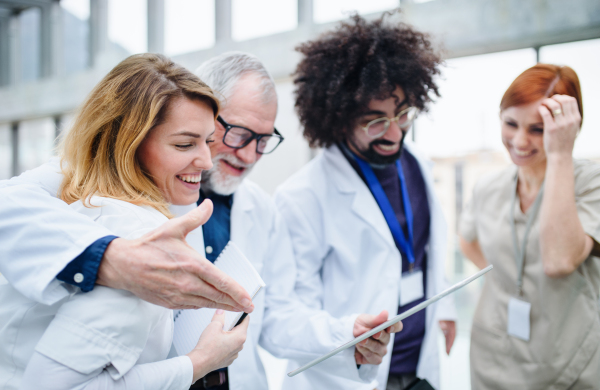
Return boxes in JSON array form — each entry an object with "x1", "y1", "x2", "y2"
[
  {"x1": 257, "y1": 135, "x2": 280, "y2": 154},
  {"x1": 224, "y1": 127, "x2": 252, "y2": 147},
  {"x1": 366, "y1": 119, "x2": 389, "y2": 137}
]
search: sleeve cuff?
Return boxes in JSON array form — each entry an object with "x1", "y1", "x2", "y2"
[{"x1": 56, "y1": 235, "x2": 118, "y2": 292}]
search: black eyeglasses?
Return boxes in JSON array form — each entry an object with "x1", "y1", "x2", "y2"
[{"x1": 217, "y1": 116, "x2": 284, "y2": 155}]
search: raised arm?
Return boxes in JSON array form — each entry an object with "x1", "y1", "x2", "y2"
[{"x1": 538, "y1": 95, "x2": 595, "y2": 277}]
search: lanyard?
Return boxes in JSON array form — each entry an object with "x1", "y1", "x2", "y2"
[
  {"x1": 354, "y1": 155, "x2": 416, "y2": 268},
  {"x1": 509, "y1": 175, "x2": 544, "y2": 296}
]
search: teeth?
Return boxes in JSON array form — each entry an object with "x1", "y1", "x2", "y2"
[
  {"x1": 177, "y1": 174, "x2": 201, "y2": 183},
  {"x1": 514, "y1": 149, "x2": 533, "y2": 157},
  {"x1": 377, "y1": 144, "x2": 396, "y2": 151}
]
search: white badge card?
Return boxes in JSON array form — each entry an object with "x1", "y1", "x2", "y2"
[
  {"x1": 507, "y1": 297, "x2": 531, "y2": 341},
  {"x1": 399, "y1": 270, "x2": 425, "y2": 306}
]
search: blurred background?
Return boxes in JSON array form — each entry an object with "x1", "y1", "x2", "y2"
[{"x1": 0, "y1": 0, "x2": 599, "y2": 389}]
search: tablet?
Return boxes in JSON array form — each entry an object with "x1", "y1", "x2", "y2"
[{"x1": 287, "y1": 265, "x2": 493, "y2": 377}]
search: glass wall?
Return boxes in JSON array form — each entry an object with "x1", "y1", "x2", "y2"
[
  {"x1": 108, "y1": 0, "x2": 147, "y2": 54},
  {"x1": 165, "y1": 0, "x2": 215, "y2": 56},
  {"x1": 0, "y1": 124, "x2": 11, "y2": 180},
  {"x1": 313, "y1": 0, "x2": 398, "y2": 24},
  {"x1": 61, "y1": 0, "x2": 91, "y2": 74},
  {"x1": 19, "y1": 7, "x2": 41, "y2": 83},
  {"x1": 18, "y1": 118, "x2": 56, "y2": 174},
  {"x1": 232, "y1": 0, "x2": 298, "y2": 41}
]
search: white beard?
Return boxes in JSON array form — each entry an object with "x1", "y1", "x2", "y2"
[{"x1": 202, "y1": 153, "x2": 254, "y2": 195}]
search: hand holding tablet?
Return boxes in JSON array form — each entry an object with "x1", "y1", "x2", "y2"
[{"x1": 288, "y1": 265, "x2": 493, "y2": 377}]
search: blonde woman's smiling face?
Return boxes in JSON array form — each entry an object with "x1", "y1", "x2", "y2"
[{"x1": 137, "y1": 97, "x2": 215, "y2": 205}]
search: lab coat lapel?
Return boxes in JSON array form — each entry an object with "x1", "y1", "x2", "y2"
[
  {"x1": 230, "y1": 181, "x2": 254, "y2": 255},
  {"x1": 324, "y1": 145, "x2": 397, "y2": 252}
]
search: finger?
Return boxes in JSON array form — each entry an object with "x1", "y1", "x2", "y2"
[
  {"x1": 174, "y1": 200, "x2": 214, "y2": 238},
  {"x1": 552, "y1": 95, "x2": 578, "y2": 119},
  {"x1": 356, "y1": 345, "x2": 383, "y2": 364},
  {"x1": 374, "y1": 330, "x2": 390, "y2": 345},
  {"x1": 361, "y1": 310, "x2": 388, "y2": 329},
  {"x1": 385, "y1": 321, "x2": 403, "y2": 334},
  {"x1": 211, "y1": 308, "x2": 226, "y2": 324},
  {"x1": 359, "y1": 337, "x2": 385, "y2": 353},
  {"x1": 356, "y1": 344, "x2": 374, "y2": 358},
  {"x1": 194, "y1": 260, "x2": 253, "y2": 312},
  {"x1": 537, "y1": 104, "x2": 555, "y2": 130},
  {"x1": 541, "y1": 97, "x2": 562, "y2": 114}
]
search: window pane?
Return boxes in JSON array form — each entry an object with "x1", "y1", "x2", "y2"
[
  {"x1": 0, "y1": 124, "x2": 11, "y2": 179},
  {"x1": 232, "y1": 0, "x2": 297, "y2": 41},
  {"x1": 61, "y1": 0, "x2": 90, "y2": 74},
  {"x1": 165, "y1": 0, "x2": 215, "y2": 55},
  {"x1": 413, "y1": 48, "x2": 537, "y2": 157},
  {"x1": 18, "y1": 118, "x2": 56, "y2": 174},
  {"x1": 540, "y1": 39, "x2": 600, "y2": 159},
  {"x1": 108, "y1": 0, "x2": 147, "y2": 54},
  {"x1": 19, "y1": 7, "x2": 41, "y2": 83},
  {"x1": 313, "y1": 0, "x2": 397, "y2": 24}
]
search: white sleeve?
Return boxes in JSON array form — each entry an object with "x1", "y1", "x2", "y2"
[
  {"x1": 20, "y1": 352, "x2": 192, "y2": 390},
  {"x1": 0, "y1": 160, "x2": 112, "y2": 305},
  {"x1": 260, "y1": 195, "x2": 376, "y2": 383}
]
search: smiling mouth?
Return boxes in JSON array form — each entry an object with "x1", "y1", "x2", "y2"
[
  {"x1": 223, "y1": 160, "x2": 246, "y2": 173},
  {"x1": 176, "y1": 174, "x2": 201, "y2": 183},
  {"x1": 513, "y1": 149, "x2": 534, "y2": 157}
]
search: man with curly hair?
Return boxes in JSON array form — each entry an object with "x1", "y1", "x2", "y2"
[{"x1": 275, "y1": 12, "x2": 457, "y2": 390}]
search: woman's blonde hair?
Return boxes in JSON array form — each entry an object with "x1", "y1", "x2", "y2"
[{"x1": 59, "y1": 53, "x2": 220, "y2": 217}]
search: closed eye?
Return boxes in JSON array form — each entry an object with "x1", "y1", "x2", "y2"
[{"x1": 175, "y1": 144, "x2": 193, "y2": 149}]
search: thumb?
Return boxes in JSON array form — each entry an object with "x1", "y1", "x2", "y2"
[
  {"x1": 211, "y1": 309, "x2": 226, "y2": 329},
  {"x1": 171, "y1": 199, "x2": 214, "y2": 238}
]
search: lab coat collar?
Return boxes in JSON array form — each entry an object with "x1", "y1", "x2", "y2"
[{"x1": 323, "y1": 145, "x2": 397, "y2": 251}]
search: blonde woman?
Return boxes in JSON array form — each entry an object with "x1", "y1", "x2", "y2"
[
  {"x1": 459, "y1": 64, "x2": 600, "y2": 388},
  {"x1": 0, "y1": 54, "x2": 248, "y2": 389}
]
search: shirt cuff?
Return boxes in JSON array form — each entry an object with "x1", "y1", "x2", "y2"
[{"x1": 56, "y1": 235, "x2": 118, "y2": 292}]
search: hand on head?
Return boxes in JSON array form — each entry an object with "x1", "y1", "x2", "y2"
[
  {"x1": 538, "y1": 94, "x2": 582, "y2": 158},
  {"x1": 97, "y1": 199, "x2": 254, "y2": 312},
  {"x1": 353, "y1": 310, "x2": 403, "y2": 365},
  {"x1": 187, "y1": 309, "x2": 249, "y2": 382}
]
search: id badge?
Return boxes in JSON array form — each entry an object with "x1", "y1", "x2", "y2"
[
  {"x1": 399, "y1": 269, "x2": 424, "y2": 306},
  {"x1": 507, "y1": 297, "x2": 531, "y2": 341}
]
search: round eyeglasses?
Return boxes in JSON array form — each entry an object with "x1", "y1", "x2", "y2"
[
  {"x1": 217, "y1": 116, "x2": 284, "y2": 154},
  {"x1": 361, "y1": 107, "x2": 418, "y2": 139}
]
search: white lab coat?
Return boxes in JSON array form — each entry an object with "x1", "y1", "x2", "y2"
[
  {"x1": 0, "y1": 159, "x2": 378, "y2": 390},
  {"x1": 0, "y1": 196, "x2": 191, "y2": 390},
  {"x1": 173, "y1": 179, "x2": 379, "y2": 390},
  {"x1": 274, "y1": 143, "x2": 457, "y2": 389}
]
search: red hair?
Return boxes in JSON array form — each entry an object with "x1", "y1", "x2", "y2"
[{"x1": 500, "y1": 64, "x2": 583, "y2": 126}]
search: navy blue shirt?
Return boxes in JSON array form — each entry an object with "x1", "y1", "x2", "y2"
[
  {"x1": 197, "y1": 190, "x2": 233, "y2": 390},
  {"x1": 343, "y1": 145, "x2": 430, "y2": 376},
  {"x1": 199, "y1": 190, "x2": 233, "y2": 263},
  {"x1": 57, "y1": 235, "x2": 118, "y2": 291}
]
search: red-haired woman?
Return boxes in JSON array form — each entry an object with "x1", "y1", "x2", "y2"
[{"x1": 459, "y1": 64, "x2": 600, "y2": 389}]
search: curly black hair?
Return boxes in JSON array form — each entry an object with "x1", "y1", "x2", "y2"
[{"x1": 293, "y1": 11, "x2": 442, "y2": 148}]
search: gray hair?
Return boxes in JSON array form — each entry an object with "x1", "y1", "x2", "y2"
[{"x1": 195, "y1": 51, "x2": 276, "y2": 106}]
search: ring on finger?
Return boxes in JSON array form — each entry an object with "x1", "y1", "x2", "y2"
[{"x1": 552, "y1": 108, "x2": 562, "y2": 117}]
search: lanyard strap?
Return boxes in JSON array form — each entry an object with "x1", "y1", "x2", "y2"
[
  {"x1": 509, "y1": 175, "x2": 544, "y2": 296},
  {"x1": 354, "y1": 155, "x2": 415, "y2": 267}
]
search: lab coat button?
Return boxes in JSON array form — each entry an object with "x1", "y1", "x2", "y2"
[
  {"x1": 206, "y1": 246, "x2": 213, "y2": 254},
  {"x1": 74, "y1": 273, "x2": 84, "y2": 283}
]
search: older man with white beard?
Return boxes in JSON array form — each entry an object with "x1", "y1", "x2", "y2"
[{"x1": 182, "y1": 52, "x2": 404, "y2": 390}]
